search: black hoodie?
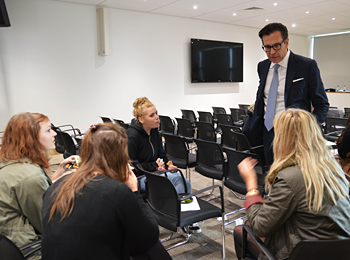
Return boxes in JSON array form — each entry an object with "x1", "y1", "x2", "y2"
[{"x1": 126, "y1": 119, "x2": 168, "y2": 176}]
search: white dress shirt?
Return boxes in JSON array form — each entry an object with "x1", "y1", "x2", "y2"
[{"x1": 264, "y1": 49, "x2": 291, "y2": 118}]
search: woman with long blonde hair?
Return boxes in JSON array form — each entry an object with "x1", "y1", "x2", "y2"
[
  {"x1": 234, "y1": 109, "x2": 350, "y2": 260},
  {"x1": 41, "y1": 123, "x2": 171, "y2": 260}
]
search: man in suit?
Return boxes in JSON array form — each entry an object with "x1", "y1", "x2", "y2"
[{"x1": 246, "y1": 23, "x2": 329, "y2": 166}]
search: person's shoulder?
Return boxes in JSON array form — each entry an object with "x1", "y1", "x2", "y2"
[
  {"x1": 290, "y1": 51, "x2": 314, "y2": 65},
  {"x1": 276, "y1": 165, "x2": 304, "y2": 190}
]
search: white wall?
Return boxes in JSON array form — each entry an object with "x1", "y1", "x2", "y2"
[{"x1": 0, "y1": 0, "x2": 309, "y2": 131}]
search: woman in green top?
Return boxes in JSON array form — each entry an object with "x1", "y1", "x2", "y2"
[{"x1": 0, "y1": 112, "x2": 75, "y2": 257}]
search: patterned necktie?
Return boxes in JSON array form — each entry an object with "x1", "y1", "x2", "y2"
[{"x1": 264, "y1": 64, "x2": 280, "y2": 131}]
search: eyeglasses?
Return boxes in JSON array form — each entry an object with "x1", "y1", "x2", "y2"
[{"x1": 262, "y1": 40, "x2": 285, "y2": 52}]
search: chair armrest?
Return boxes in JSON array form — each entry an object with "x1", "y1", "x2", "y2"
[
  {"x1": 20, "y1": 239, "x2": 42, "y2": 258},
  {"x1": 188, "y1": 146, "x2": 197, "y2": 151},
  {"x1": 242, "y1": 225, "x2": 276, "y2": 260}
]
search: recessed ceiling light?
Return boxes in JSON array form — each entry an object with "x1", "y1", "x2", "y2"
[
  {"x1": 233, "y1": 13, "x2": 237, "y2": 16},
  {"x1": 306, "y1": 11, "x2": 309, "y2": 14},
  {"x1": 273, "y1": 3, "x2": 278, "y2": 6},
  {"x1": 292, "y1": 23, "x2": 296, "y2": 27},
  {"x1": 266, "y1": 19, "x2": 269, "y2": 22},
  {"x1": 332, "y1": 17, "x2": 335, "y2": 20},
  {"x1": 193, "y1": 5, "x2": 198, "y2": 10}
]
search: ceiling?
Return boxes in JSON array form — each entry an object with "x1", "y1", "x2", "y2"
[{"x1": 53, "y1": 0, "x2": 350, "y2": 36}]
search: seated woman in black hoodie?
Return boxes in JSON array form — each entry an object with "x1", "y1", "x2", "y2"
[{"x1": 126, "y1": 97, "x2": 192, "y2": 195}]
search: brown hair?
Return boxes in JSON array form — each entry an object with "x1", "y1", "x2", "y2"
[
  {"x1": 48, "y1": 123, "x2": 129, "y2": 221},
  {"x1": 132, "y1": 97, "x2": 154, "y2": 120},
  {"x1": 0, "y1": 112, "x2": 50, "y2": 170}
]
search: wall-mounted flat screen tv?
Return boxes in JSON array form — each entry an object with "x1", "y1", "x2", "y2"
[
  {"x1": 0, "y1": 0, "x2": 10, "y2": 27},
  {"x1": 191, "y1": 38, "x2": 243, "y2": 83}
]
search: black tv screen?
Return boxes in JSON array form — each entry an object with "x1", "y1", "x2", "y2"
[
  {"x1": 0, "y1": 0, "x2": 10, "y2": 27},
  {"x1": 191, "y1": 38, "x2": 243, "y2": 83}
]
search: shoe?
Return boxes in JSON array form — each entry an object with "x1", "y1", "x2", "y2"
[{"x1": 189, "y1": 223, "x2": 202, "y2": 234}]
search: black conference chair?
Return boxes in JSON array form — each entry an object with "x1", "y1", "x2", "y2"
[
  {"x1": 162, "y1": 133, "x2": 197, "y2": 180},
  {"x1": 238, "y1": 104, "x2": 250, "y2": 113},
  {"x1": 223, "y1": 148, "x2": 266, "y2": 233},
  {"x1": 195, "y1": 139, "x2": 226, "y2": 200},
  {"x1": 112, "y1": 119, "x2": 130, "y2": 130},
  {"x1": 99, "y1": 116, "x2": 113, "y2": 123},
  {"x1": 231, "y1": 131, "x2": 264, "y2": 154},
  {"x1": 197, "y1": 111, "x2": 214, "y2": 125},
  {"x1": 215, "y1": 114, "x2": 235, "y2": 133},
  {"x1": 324, "y1": 117, "x2": 347, "y2": 135},
  {"x1": 230, "y1": 108, "x2": 245, "y2": 127},
  {"x1": 220, "y1": 124, "x2": 242, "y2": 149},
  {"x1": 195, "y1": 121, "x2": 217, "y2": 143},
  {"x1": 159, "y1": 115, "x2": 176, "y2": 135},
  {"x1": 141, "y1": 167, "x2": 225, "y2": 258},
  {"x1": 56, "y1": 130, "x2": 80, "y2": 159},
  {"x1": 0, "y1": 235, "x2": 41, "y2": 260},
  {"x1": 212, "y1": 106, "x2": 227, "y2": 115},
  {"x1": 180, "y1": 109, "x2": 197, "y2": 126},
  {"x1": 175, "y1": 118, "x2": 195, "y2": 143},
  {"x1": 242, "y1": 225, "x2": 350, "y2": 260},
  {"x1": 344, "y1": 108, "x2": 350, "y2": 118}
]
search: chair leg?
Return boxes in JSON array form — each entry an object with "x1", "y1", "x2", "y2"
[
  {"x1": 160, "y1": 232, "x2": 174, "y2": 243},
  {"x1": 165, "y1": 226, "x2": 191, "y2": 250},
  {"x1": 221, "y1": 212, "x2": 226, "y2": 259}
]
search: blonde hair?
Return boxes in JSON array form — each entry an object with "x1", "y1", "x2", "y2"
[
  {"x1": 267, "y1": 109, "x2": 349, "y2": 211},
  {"x1": 132, "y1": 97, "x2": 154, "y2": 120}
]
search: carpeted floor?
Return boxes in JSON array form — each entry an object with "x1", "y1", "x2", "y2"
[{"x1": 49, "y1": 154, "x2": 246, "y2": 260}]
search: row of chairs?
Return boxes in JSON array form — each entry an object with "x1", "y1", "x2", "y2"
[{"x1": 181, "y1": 107, "x2": 249, "y2": 130}]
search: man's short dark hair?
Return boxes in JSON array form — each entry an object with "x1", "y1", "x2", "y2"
[{"x1": 259, "y1": 23, "x2": 288, "y2": 42}]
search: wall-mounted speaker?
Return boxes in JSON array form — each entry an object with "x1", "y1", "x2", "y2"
[{"x1": 96, "y1": 7, "x2": 110, "y2": 56}]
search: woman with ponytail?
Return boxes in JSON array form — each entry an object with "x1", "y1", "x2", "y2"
[{"x1": 41, "y1": 123, "x2": 170, "y2": 260}]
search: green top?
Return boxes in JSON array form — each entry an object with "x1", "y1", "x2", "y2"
[{"x1": 0, "y1": 158, "x2": 52, "y2": 249}]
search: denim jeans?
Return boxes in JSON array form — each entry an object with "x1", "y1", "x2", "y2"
[{"x1": 138, "y1": 172, "x2": 192, "y2": 195}]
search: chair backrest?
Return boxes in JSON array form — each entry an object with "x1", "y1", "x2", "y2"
[
  {"x1": 175, "y1": 118, "x2": 195, "y2": 139},
  {"x1": 180, "y1": 109, "x2": 197, "y2": 123},
  {"x1": 220, "y1": 124, "x2": 241, "y2": 149},
  {"x1": 212, "y1": 106, "x2": 226, "y2": 115},
  {"x1": 327, "y1": 108, "x2": 344, "y2": 118},
  {"x1": 197, "y1": 111, "x2": 214, "y2": 125},
  {"x1": 288, "y1": 238, "x2": 350, "y2": 260},
  {"x1": 231, "y1": 132, "x2": 251, "y2": 151},
  {"x1": 143, "y1": 170, "x2": 180, "y2": 231},
  {"x1": 159, "y1": 115, "x2": 175, "y2": 135},
  {"x1": 112, "y1": 119, "x2": 130, "y2": 130},
  {"x1": 324, "y1": 117, "x2": 347, "y2": 134},
  {"x1": 238, "y1": 104, "x2": 250, "y2": 113},
  {"x1": 57, "y1": 131, "x2": 79, "y2": 158},
  {"x1": 224, "y1": 147, "x2": 265, "y2": 195},
  {"x1": 344, "y1": 107, "x2": 350, "y2": 118},
  {"x1": 195, "y1": 139, "x2": 225, "y2": 171},
  {"x1": 196, "y1": 121, "x2": 216, "y2": 142},
  {"x1": 0, "y1": 235, "x2": 25, "y2": 260},
  {"x1": 100, "y1": 116, "x2": 113, "y2": 123},
  {"x1": 162, "y1": 133, "x2": 189, "y2": 164},
  {"x1": 216, "y1": 114, "x2": 234, "y2": 127},
  {"x1": 229, "y1": 108, "x2": 245, "y2": 122}
]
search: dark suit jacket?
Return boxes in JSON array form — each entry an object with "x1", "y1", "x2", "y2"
[{"x1": 247, "y1": 51, "x2": 329, "y2": 147}]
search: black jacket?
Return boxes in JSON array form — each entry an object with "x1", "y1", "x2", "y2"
[{"x1": 126, "y1": 119, "x2": 168, "y2": 176}]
